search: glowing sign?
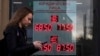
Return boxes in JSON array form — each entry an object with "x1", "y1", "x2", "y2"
[
  {"x1": 34, "y1": 23, "x2": 73, "y2": 32},
  {"x1": 57, "y1": 24, "x2": 73, "y2": 31},
  {"x1": 34, "y1": 24, "x2": 52, "y2": 31},
  {"x1": 33, "y1": 0, "x2": 76, "y2": 55},
  {"x1": 50, "y1": 36, "x2": 58, "y2": 43},
  {"x1": 51, "y1": 15, "x2": 58, "y2": 23},
  {"x1": 41, "y1": 36, "x2": 75, "y2": 52}
]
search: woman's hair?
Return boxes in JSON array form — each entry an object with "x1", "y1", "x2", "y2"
[{"x1": 7, "y1": 7, "x2": 33, "y2": 27}]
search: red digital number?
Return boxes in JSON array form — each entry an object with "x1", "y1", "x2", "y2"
[
  {"x1": 44, "y1": 24, "x2": 52, "y2": 31},
  {"x1": 56, "y1": 44, "x2": 74, "y2": 52},
  {"x1": 61, "y1": 24, "x2": 66, "y2": 30},
  {"x1": 42, "y1": 44, "x2": 52, "y2": 52},
  {"x1": 57, "y1": 24, "x2": 66, "y2": 30},
  {"x1": 61, "y1": 44, "x2": 66, "y2": 51},
  {"x1": 39, "y1": 24, "x2": 43, "y2": 31},
  {"x1": 47, "y1": 24, "x2": 52, "y2": 31},
  {"x1": 34, "y1": 24, "x2": 39, "y2": 31},
  {"x1": 57, "y1": 24, "x2": 61, "y2": 30},
  {"x1": 66, "y1": 24, "x2": 73, "y2": 31},
  {"x1": 57, "y1": 24, "x2": 73, "y2": 31},
  {"x1": 34, "y1": 24, "x2": 52, "y2": 31},
  {"x1": 65, "y1": 43, "x2": 74, "y2": 52},
  {"x1": 56, "y1": 44, "x2": 61, "y2": 52},
  {"x1": 44, "y1": 24, "x2": 48, "y2": 31}
]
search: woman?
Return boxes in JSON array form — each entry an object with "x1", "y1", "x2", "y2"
[{"x1": 3, "y1": 7, "x2": 42, "y2": 56}]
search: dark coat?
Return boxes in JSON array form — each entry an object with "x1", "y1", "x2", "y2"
[{"x1": 3, "y1": 25, "x2": 39, "y2": 56}]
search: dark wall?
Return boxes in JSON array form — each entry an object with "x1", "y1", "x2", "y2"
[{"x1": 93, "y1": 0, "x2": 100, "y2": 56}]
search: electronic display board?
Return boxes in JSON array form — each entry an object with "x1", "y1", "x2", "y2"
[{"x1": 32, "y1": 0, "x2": 76, "y2": 55}]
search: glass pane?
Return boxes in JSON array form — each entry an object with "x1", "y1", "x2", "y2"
[
  {"x1": 9, "y1": 0, "x2": 93, "y2": 56},
  {"x1": 76, "y1": 0, "x2": 93, "y2": 56}
]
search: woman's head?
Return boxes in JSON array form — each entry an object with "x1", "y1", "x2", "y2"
[{"x1": 7, "y1": 7, "x2": 33, "y2": 27}]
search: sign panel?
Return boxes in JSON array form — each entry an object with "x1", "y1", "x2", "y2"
[{"x1": 33, "y1": 0, "x2": 76, "y2": 55}]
